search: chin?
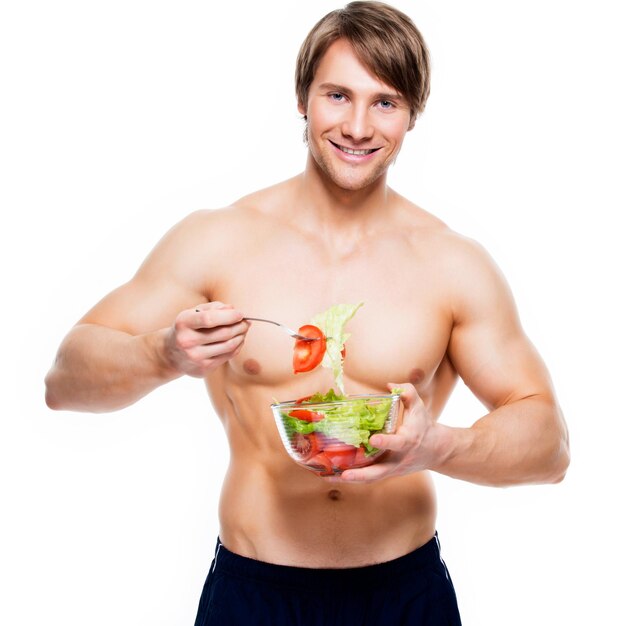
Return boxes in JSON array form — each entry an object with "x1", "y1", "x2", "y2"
[
  {"x1": 321, "y1": 159, "x2": 389, "y2": 191},
  {"x1": 333, "y1": 169, "x2": 388, "y2": 192}
]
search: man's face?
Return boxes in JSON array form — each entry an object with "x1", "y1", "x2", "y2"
[{"x1": 298, "y1": 38, "x2": 413, "y2": 192}]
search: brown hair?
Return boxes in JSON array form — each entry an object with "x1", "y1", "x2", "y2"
[{"x1": 295, "y1": 1, "x2": 431, "y2": 132}]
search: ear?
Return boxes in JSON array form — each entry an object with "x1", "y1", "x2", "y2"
[
  {"x1": 407, "y1": 116, "x2": 416, "y2": 132},
  {"x1": 297, "y1": 100, "x2": 307, "y2": 118}
]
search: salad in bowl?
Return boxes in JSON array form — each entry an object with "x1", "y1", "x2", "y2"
[{"x1": 272, "y1": 389, "x2": 400, "y2": 476}]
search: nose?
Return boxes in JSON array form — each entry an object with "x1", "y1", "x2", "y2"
[{"x1": 341, "y1": 104, "x2": 374, "y2": 142}]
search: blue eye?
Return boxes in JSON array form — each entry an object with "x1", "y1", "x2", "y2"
[
  {"x1": 379, "y1": 100, "x2": 394, "y2": 109},
  {"x1": 330, "y1": 93, "x2": 345, "y2": 102}
]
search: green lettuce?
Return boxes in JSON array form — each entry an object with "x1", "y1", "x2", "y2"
[{"x1": 310, "y1": 302, "x2": 363, "y2": 395}]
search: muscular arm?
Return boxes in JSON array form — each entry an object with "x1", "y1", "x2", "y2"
[
  {"x1": 45, "y1": 323, "x2": 180, "y2": 413},
  {"x1": 45, "y1": 209, "x2": 248, "y2": 413},
  {"x1": 434, "y1": 239, "x2": 569, "y2": 485}
]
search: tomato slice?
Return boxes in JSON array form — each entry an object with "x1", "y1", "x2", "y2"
[
  {"x1": 323, "y1": 443, "x2": 358, "y2": 471},
  {"x1": 293, "y1": 325, "x2": 327, "y2": 374},
  {"x1": 306, "y1": 451, "x2": 334, "y2": 475},
  {"x1": 294, "y1": 395, "x2": 313, "y2": 404},
  {"x1": 291, "y1": 432, "x2": 320, "y2": 461},
  {"x1": 341, "y1": 344, "x2": 346, "y2": 359},
  {"x1": 353, "y1": 445, "x2": 375, "y2": 467},
  {"x1": 288, "y1": 409, "x2": 324, "y2": 422}
]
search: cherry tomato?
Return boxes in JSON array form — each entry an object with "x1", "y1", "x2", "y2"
[
  {"x1": 288, "y1": 409, "x2": 324, "y2": 422},
  {"x1": 293, "y1": 325, "x2": 326, "y2": 374},
  {"x1": 291, "y1": 432, "x2": 320, "y2": 461}
]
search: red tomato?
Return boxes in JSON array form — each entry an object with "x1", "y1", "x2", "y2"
[
  {"x1": 323, "y1": 442, "x2": 358, "y2": 470},
  {"x1": 294, "y1": 395, "x2": 313, "y2": 404},
  {"x1": 288, "y1": 409, "x2": 324, "y2": 422},
  {"x1": 306, "y1": 451, "x2": 334, "y2": 475},
  {"x1": 293, "y1": 325, "x2": 326, "y2": 374},
  {"x1": 353, "y1": 446, "x2": 375, "y2": 467},
  {"x1": 291, "y1": 432, "x2": 320, "y2": 461},
  {"x1": 341, "y1": 344, "x2": 347, "y2": 359}
]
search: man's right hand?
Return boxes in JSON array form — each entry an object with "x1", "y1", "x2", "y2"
[{"x1": 163, "y1": 301, "x2": 251, "y2": 378}]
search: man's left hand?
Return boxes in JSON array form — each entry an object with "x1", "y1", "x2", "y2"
[{"x1": 333, "y1": 382, "x2": 452, "y2": 483}]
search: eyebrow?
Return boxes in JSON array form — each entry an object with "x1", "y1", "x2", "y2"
[{"x1": 317, "y1": 82, "x2": 404, "y2": 102}]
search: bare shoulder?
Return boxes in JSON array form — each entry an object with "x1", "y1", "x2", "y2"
[
  {"x1": 394, "y1": 194, "x2": 499, "y2": 268},
  {"x1": 142, "y1": 183, "x2": 289, "y2": 270},
  {"x1": 393, "y1": 194, "x2": 515, "y2": 319}
]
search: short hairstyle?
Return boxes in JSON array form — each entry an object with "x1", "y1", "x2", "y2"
[{"x1": 295, "y1": 1, "x2": 431, "y2": 132}]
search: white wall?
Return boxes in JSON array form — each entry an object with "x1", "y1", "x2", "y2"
[{"x1": 1, "y1": 1, "x2": 617, "y2": 624}]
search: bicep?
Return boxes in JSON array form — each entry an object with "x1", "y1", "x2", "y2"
[
  {"x1": 78, "y1": 276, "x2": 203, "y2": 335},
  {"x1": 446, "y1": 240, "x2": 555, "y2": 411}
]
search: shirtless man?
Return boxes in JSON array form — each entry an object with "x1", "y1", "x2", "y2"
[{"x1": 45, "y1": 2, "x2": 570, "y2": 624}]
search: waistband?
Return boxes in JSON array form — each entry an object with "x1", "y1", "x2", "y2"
[{"x1": 211, "y1": 533, "x2": 443, "y2": 591}]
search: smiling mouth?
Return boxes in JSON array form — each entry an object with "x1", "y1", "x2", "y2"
[{"x1": 330, "y1": 141, "x2": 380, "y2": 156}]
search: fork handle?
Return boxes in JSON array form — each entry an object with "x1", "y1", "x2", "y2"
[
  {"x1": 243, "y1": 317, "x2": 317, "y2": 341},
  {"x1": 243, "y1": 317, "x2": 284, "y2": 328}
]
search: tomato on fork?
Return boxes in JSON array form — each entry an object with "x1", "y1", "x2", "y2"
[{"x1": 292, "y1": 325, "x2": 327, "y2": 373}]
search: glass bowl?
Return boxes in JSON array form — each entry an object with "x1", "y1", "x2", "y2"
[{"x1": 271, "y1": 393, "x2": 401, "y2": 476}]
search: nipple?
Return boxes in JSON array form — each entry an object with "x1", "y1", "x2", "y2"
[
  {"x1": 409, "y1": 367, "x2": 426, "y2": 384},
  {"x1": 243, "y1": 358, "x2": 261, "y2": 375}
]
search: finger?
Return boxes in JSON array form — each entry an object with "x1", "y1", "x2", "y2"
[
  {"x1": 368, "y1": 432, "x2": 408, "y2": 452},
  {"x1": 339, "y1": 459, "x2": 398, "y2": 483},
  {"x1": 188, "y1": 333, "x2": 246, "y2": 361},
  {"x1": 194, "y1": 301, "x2": 229, "y2": 312},
  {"x1": 387, "y1": 382, "x2": 418, "y2": 405},
  {"x1": 192, "y1": 306, "x2": 244, "y2": 329},
  {"x1": 205, "y1": 343, "x2": 244, "y2": 368},
  {"x1": 390, "y1": 384, "x2": 425, "y2": 427},
  {"x1": 198, "y1": 320, "x2": 250, "y2": 344},
  {"x1": 188, "y1": 344, "x2": 243, "y2": 377}
]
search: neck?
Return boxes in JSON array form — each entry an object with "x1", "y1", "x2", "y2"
[{"x1": 295, "y1": 153, "x2": 392, "y2": 232}]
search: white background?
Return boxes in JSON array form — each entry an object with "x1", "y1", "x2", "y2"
[{"x1": 1, "y1": 0, "x2": 617, "y2": 624}]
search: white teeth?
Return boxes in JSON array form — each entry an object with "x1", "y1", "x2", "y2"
[{"x1": 338, "y1": 144, "x2": 375, "y2": 155}]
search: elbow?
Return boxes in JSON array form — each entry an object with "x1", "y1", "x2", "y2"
[
  {"x1": 550, "y1": 445, "x2": 570, "y2": 484},
  {"x1": 545, "y1": 436, "x2": 571, "y2": 484},
  {"x1": 44, "y1": 365, "x2": 76, "y2": 411},
  {"x1": 44, "y1": 371, "x2": 64, "y2": 411},
  {"x1": 541, "y1": 404, "x2": 570, "y2": 485},
  {"x1": 45, "y1": 389, "x2": 64, "y2": 411}
]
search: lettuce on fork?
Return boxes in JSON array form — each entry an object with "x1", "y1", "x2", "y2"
[{"x1": 310, "y1": 302, "x2": 363, "y2": 395}]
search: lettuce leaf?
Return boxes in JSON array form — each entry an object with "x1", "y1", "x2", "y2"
[{"x1": 310, "y1": 302, "x2": 363, "y2": 395}]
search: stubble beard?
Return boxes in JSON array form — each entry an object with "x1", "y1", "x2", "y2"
[{"x1": 304, "y1": 123, "x2": 394, "y2": 192}]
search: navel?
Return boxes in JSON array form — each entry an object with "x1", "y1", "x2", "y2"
[
  {"x1": 409, "y1": 367, "x2": 426, "y2": 385},
  {"x1": 243, "y1": 358, "x2": 261, "y2": 375},
  {"x1": 327, "y1": 489, "x2": 342, "y2": 501}
]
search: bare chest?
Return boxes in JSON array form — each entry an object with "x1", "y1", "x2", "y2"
[{"x1": 209, "y1": 231, "x2": 454, "y2": 397}]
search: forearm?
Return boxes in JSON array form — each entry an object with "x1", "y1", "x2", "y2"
[
  {"x1": 45, "y1": 324, "x2": 181, "y2": 413},
  {"x1": 432, "y1": 396, "x2": 570, "y2": 487}
]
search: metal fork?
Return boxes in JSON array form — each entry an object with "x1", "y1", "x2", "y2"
[{"x1": 243, "y1": 317, "x2": 320, "y2": 341}]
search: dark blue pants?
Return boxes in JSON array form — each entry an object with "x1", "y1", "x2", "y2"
[{"x1": 194, "y1": 533, "x2": 462, "y2": 625}]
